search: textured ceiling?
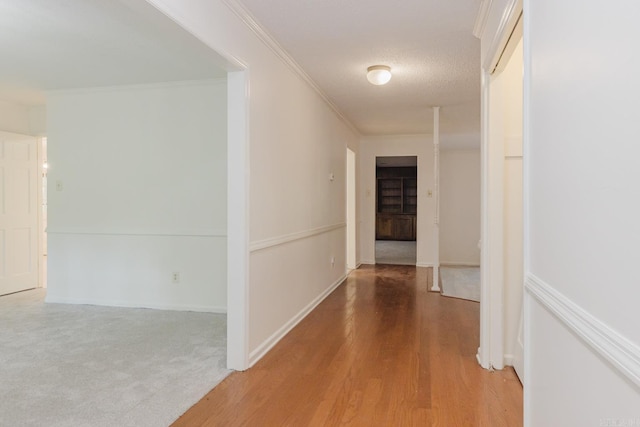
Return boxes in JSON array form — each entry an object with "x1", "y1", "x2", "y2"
[
  {"x1": 0, "y1": 0, "x2": 481, "y2": 138},
  {"x1": 0, "y1": 0, "x2": 227, "y2": 105},
  {"x1": 238, "y1": 0, "x2": 481, "y2": 136}
]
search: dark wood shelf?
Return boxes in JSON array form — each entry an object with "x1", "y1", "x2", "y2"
[{"x1": 376, "y1": 166, "x2": 417, "y2": 240}]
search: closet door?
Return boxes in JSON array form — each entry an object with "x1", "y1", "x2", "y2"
[{"x1": 0, "y1": 134, "x2": 39, "y2": 296}]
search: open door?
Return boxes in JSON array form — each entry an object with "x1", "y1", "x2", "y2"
[
  {"x1": 493, "y1": 33, "x2": 524, "y2": 381},
  {"x1": 0, "y1": 132, "x2": 39, "y2": 296}
]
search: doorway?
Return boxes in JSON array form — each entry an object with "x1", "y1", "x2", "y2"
[
  {"x1": 346, "y1": 148, "x2": 357, "y2": 270},
  {"x1": 0, "y1": 132, "x2": 40, "y2": 296},
  {"x1": 40, "y1": 137, "x2": 48, "y2": 289},
  {"x1": 478, "y1": 14, "x2": 524, "y2": 381},
  {"x1": 374, "y1": 156, "x2": 417, "y2": 265}
]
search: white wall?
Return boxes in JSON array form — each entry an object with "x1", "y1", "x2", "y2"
[
  {"x1": 359, "y1": 135, "x2": 435, "y2": 266},
  {"x1": 28, "y1": 106, "x2": 47, "y2": 136},
  {"x1": 0, "y1": 100, "x2": 31, "y2": 135},
  {"x1": 439, "y1": 149, "x2": 480, "y2": 266},
  {"x1": 46, "y1": 80, "x2": 227, "y2": 312},
  {"x1": 525, "y1": 0, "x2": 640, "y2": 424},
  {"x1": 146, "y1": 0, "x2": 359, "y2": 366},
  {"x1": 0, "y1": 100, "x2": 47, "y2": 136}
]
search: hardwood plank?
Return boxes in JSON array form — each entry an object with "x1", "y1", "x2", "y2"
[{"x1": 172, "y1": 265, "x2": 522, "y2": 427}]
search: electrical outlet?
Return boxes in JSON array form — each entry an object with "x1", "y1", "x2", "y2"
[
  {"x1": 331, "y1": 256, "x2": 335, "y2": 267},
  {"x1": 56, "y1": 180, "x2": 63, "y2": 191},
  {"x1": 172, "y1": 272, "x2": 180, "y2": 284}
]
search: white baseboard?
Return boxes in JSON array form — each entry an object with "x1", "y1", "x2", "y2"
[
  {"x1": 44, "y1": 295, "x2": 227, "y2": 313},
  {"x1": 416, "y1": 262, "x2": 434, "y2": 268},
  {"x1": 346, "y1": 263, "x2": 362, "y2": 274},
  {"x1": 526, "y1": 273, "x2": 640, "y2": 388},
  {"x1": 249, "y1": 274, "x2": 347, "y2": 367},
  {"x1": 360, "y1": 259, "x2": 375, "y2": 265},
  {"x1": 504, "y1": 354, "x2": 515, "y2": 366}
]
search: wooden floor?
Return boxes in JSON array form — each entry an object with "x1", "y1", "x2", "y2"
[{"x1": 173, "y1": 265, "x2": 522, "y2": 427}]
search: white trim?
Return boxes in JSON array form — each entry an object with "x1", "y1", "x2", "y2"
[
  {"x1": 523, "y1": 272, "x2": 532, "y2": 427},
  {"x1": 46, "y1": 228, "x2": 227, "y2": 237},
  {"x1": 503, "y1": 353, "x2": 515, "y2": 366},
  {"x1": 249, "y1": 274, "x2": 347, "y2": 367},
  {"x1": 440, "y1": 262, "x2": 481, "y2": 267},
  {"x1": 37, "y1": 137, "x2": 45, "y2": 289},
  {"x1": 44, "y1": 295, "x2": 226, "y2": 313},
  {"x1": 416, "y1": 262, "x2": 434, "y2": 268},
  {"x1": 525, "y1": 273, "x2": 640, "y2": 389},
  {"x1": 482, "y1": 0, "x2": 522, "y2": 73},
  {"x1": 360, "y1": 259, "x2": 375, "y2": 265},
  {"x1": 473, "y1": 0, "x2": 493, "y2": 38},
  {"x1": 522, "y1": 1, "x2": 532, "y2": 421},
  {"x1": 222, "y1": 0, "x2": 359, "y2": 137},
  {"x1": 250, "y1": 223, "x2": 346, "y2": 252},
  {"x1": 478, "y1": 68, "x2": 497, "y2": 370},
  {"x1": 431, "y1": 106, "x2": 441, "y2": 292},
  {"x1": 226, "y1": 69, "x2": 251, "y2": 371}
]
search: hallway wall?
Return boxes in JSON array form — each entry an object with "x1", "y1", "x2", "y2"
[
  {"x1": 146, "y1": 0, "x2": 359, "y2": 365},
  {"x1": 525, "y1": 0, "x2": 640, "y2": 423},
  {"x1": 439, "y1": 149, "x2": 480, "y2": 266},
  {"x1": 358, "y1": 135, "x2": 435, "y2": 266}
]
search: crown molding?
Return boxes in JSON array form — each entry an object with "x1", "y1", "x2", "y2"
[
  {"x1": 473, "y1": 0, "x2": 492, "y2": 38},
  {"x1": 222, "y1": 0, "x2": 361, "y2": 137},
  {"x1": 482, "y1": 0, "x2": 522, "y2": 73}
]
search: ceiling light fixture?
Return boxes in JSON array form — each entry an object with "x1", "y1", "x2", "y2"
[{"x1": 367, "y1": 65, "x2": 392, "y2": 85}]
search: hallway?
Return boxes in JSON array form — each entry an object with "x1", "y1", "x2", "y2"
[{"x1": 173, "y1": 265, "x2": 523, "y2": 426}]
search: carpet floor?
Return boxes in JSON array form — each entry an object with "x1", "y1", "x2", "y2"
[
  {"x1": 0, "y1": 289, "x2": 229, "y2": 427},
  {"x1": 440, "y1": 266, "x2": 481, "y2": 302},
  {"x1": 375, "y1": 240, "x2": 417, "y2": 265}
]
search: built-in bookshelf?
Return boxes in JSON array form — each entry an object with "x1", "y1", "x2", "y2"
[{"x1": 376, "y1": 166, "x2": 417, "y2": 241}]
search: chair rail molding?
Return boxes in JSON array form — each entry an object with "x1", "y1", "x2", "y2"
[
  {"x1": 526, "y1": 273, "x2": 640, "y2": 388},
  {"x1": 249, "y1": 223, "x2": 346, "y2": 253}
]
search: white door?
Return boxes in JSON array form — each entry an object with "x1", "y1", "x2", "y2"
[{"x1": 0, "y1": 133, "x2": 39, "y2": 296}]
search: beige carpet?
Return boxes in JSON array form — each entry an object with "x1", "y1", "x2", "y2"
[
  {"x1": 0, "y1": 289, "x2": 229, "y2": 427},
  {"x1": 440, "y1": 266, "x2": 480, "y2": 302}
]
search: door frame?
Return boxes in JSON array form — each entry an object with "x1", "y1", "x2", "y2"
[
  {"x1": 474, "y1": 0, "x2": 523, "y2": 370},
  {"x1": 346, "y1": 148, "x2": 357, "y2": 270}
]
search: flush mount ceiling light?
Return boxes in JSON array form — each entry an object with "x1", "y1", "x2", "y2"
[{"x1": 367, "y1": 65, "x2": 392, "y2": 85}]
